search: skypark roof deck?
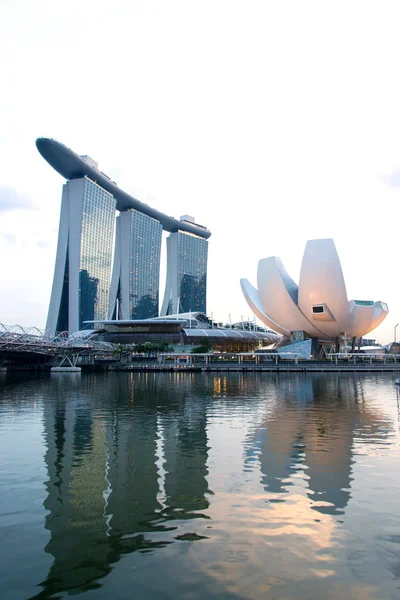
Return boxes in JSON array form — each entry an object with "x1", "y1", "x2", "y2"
[{"x1": 36, "y1": 137, "x2": 211, "y2": 239}]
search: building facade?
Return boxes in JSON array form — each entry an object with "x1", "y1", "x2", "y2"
[
  {"x1": 160, "y1": 222, "x2": 208, "y2": 315},
  {"x1": 91, "y1": 315, "x2": 281, "y2": 352},
  {"x1": 46, "y1": 177, "x2": 116, "y2": 333},
  {"x1": 109, "y1": 210, "x2": 162, "y2": 320}
]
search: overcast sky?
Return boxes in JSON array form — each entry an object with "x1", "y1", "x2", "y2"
[{"x1": 0, "y1": 0, "x2": 399, "y2": 343}]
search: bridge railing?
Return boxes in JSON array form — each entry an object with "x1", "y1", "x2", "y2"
[{"x1": 0, "y1": 324, "x2": 118, "y2": 356}]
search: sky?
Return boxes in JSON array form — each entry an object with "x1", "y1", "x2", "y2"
[{"x1": 0, "y1": 0, "x2": 399, "y2": 344}]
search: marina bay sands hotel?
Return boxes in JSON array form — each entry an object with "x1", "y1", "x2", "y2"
[{"x1": 36, "y1": 138, "x2": 211, "y2": 333}]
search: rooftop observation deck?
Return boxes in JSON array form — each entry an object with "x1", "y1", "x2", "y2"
[{"x1": 36, "y1": 137, "x2": 211, "y2": 239}]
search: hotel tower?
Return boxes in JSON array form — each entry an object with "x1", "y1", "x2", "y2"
[{"x1": 36, "y1": 138, "x2": 211, "y2": 333}]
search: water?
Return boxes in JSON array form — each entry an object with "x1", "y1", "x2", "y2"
[{"x1": 0, "y1": 372, "x2": 400, "y2": 600}]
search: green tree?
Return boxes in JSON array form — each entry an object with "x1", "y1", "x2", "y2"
[
  {"x1": 133, "y1": 342, "x2": 174, "y2": 355},
  {"x1": 191, "y1": 338, "x2": 212, "y2": 354},
  {"x1": 112, "y1": 343, "x2": 134, "y2": 362}
]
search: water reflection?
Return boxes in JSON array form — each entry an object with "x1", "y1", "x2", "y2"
[
  {"x1": 0, "y1": 372, "x2": 399, "y2": 599},
  {"x1": 244, "y1": 374, "x2": 393, "y2": 515},
  {"x1": 37, "y1": 378, "x2": 110, "y2": 596},
  {"x1": 32, "y1": 374, "x2": 212, "y2": 597},
  {"x1": 160, "y1": 397, "x2": 210, "y2": 520}
]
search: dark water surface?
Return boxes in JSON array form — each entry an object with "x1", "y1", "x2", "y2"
[{"x1": 1, "y1": 372, "x2": 400, "y2": 600}]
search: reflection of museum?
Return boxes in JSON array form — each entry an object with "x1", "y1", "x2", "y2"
[{"x1": 244, "y1": 374, "x2": 391, "y2": 515}]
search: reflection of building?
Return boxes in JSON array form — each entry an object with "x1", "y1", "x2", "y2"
[
  {"x1": 105, "y1": 386, "x2": 162, "y2": 542},
  {"x1": 36, "y1": 373, "x2": 212, "y2": 597},
  {"x1": 244, "y1": 374, "x2": 391, "y2": 515},
  {"x1": 46, "y1": 177, "x2": 116, "y2": 332},
  {"x1": 39, "y1": 379, "x2": 110, "y2": 597},
  {"x1": 161, "y1": 393, "x2": 210, "y2": 517},
  {"x1": 241, "y1": 239, "x2": 389, "y2": 349},
  {"x1": 109, "y1": 210, "x2": 162, "y2": 319},
  {"x1": 38, "y1": 376, "x2": 159, "y2": 597},
  {"x1": 161, "y1": 222, "x2": 208, "y2": 315},
  {"x1": 36, "y1": 139, "x2": 211, "y2": 333}
]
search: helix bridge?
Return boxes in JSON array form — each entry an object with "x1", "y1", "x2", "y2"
[{"x1": 0, "y1": 324, "x2": 118, "y2": 367}]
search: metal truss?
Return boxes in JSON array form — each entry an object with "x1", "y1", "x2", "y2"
[{"x1": 0, "y1": 323, "x2": 118, "y2": 358}]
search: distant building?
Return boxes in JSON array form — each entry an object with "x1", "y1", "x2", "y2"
[
  {"x1": 359, "y1": 338, "x2": 378, "y2": 347},
  {"x1": 388, "y1": 342, "x2": 400, "y2": 355},
  {"x1": 161, "y1": 220, "x2": 208, "y2": 316}
]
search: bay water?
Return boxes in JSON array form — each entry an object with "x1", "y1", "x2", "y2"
[{"x1": 0, "y1": 372, "x2": 399, "y2": 599}]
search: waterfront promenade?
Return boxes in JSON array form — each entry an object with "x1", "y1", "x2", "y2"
[
  {"x1": 110, "y1": 364, "x2": 400, "y2": 372},
  {"x1": 107, "y1": 353, "x2": 400, "y2": 373}
]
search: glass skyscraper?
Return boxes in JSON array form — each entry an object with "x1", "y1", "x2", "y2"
[
  {"x1": 160, "y1": 229, "x2": 208, "y2": 315},
  {"x1": 46, "y1": 177, "x2": 116, "y2": 333},
  {"x1": 109, "y1": 210, "x2": 162, "y2": 320}
]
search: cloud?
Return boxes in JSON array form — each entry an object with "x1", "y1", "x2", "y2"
[
  {"x1": 0, "y1": 185, "x2": 36, "y2": 212},
  {"x1": 0, "y1": 232, "x2": 17, "y2": 244},
  {"x1": 0, "y1": 232, "x2": 52, "y2": 249},
  {"x1": 0, "y1": 232, "x2": 28, "y2": 247},
  {"x1": 36, "y1": 239, "x2": 52, "y2": 249},
  {"x1": 382, "y1": 169, "x2": 400, "y2": 188}
]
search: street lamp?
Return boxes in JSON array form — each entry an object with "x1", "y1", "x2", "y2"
[{"x1": 395, "y1": 323, "x2": 399, "y2": 343}]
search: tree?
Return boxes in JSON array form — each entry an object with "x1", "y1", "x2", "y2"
[
  {"x1": 191, "y1": 338, "x2": 212, "y2": 354},
  {"x1": 112, "y1": 343, "x2": 134, "y2": 362},
  {"x1": 133, "y1": 342, "x2": 174, "y2": 355}
]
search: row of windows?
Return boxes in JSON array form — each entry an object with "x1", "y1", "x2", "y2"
[
  {"x1": 78, "y1": 179, "x2": 116, "y2": 326},
  {"x1": 119, "y1": 210, "x2": 163, "y2": 319},
  {"x1": 168, "y1": 232, "x2": 208, "y2": 313}
]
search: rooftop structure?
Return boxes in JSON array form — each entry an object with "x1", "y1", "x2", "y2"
[
  {"x1": 36, "y1": 138, "x2": 211, "y2": 239},
  {"x1": 241, "y1": 238, "x2": 389, "y2": 343}
]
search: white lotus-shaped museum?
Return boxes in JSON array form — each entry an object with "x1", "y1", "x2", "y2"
[{"x1": 240, "y1": 239, "x2": 388, "y2": 341}]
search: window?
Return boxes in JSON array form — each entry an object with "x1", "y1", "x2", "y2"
[
  {"x1": 354, "y1": 300, "x2": 374, "y2": 306},
  {"x1": 312, "y1": 305, "x2": 324, "y2": 314}
]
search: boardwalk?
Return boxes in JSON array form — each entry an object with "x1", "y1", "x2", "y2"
[{"x1": 109, "y1": 361, "x2": 400, "y2": 373}]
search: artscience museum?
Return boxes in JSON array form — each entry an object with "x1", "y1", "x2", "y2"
[{"x1": 241, "y1": 239, "x2": 388, "y2": 351}]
